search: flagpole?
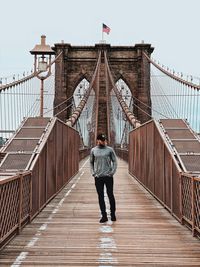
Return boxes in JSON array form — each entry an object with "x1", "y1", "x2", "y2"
[{"x1": 102, "y1": 24, "x2": 104, "y2": 42}]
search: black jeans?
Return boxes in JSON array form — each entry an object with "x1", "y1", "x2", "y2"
[{"x1": 95, "y1": 176, "x2": 116, "y2": 216}]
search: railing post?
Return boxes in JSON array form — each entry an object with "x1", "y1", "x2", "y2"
[
  {"x1": 18, "y1": 173, "x2": 23, "y2": 234},
  {"x1": 191, "y1": 177, "x2": 195, "y2": 236},
  {"x1": 170, "y1": 161, "x2": 173, "y2": 216},
  {"x1": 29, "y1": 172, "x2": 32, "y2": 222},
  {"x1": 180, "y1": 173, "x2": 183, "y2": 224}
]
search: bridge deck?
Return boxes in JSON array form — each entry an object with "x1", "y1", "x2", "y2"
[{"x1": 1, "y1": 158, "x2": 200, "y2": 266}]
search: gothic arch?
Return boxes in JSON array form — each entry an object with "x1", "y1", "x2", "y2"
[{"x1": 54, "y1": 43, "x2": 153, "y2": 123}]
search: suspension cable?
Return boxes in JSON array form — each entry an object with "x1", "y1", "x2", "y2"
[
  {"x1": 0, "y1": 51, "x2": 62, "y2": 92},
  {"x1": 104, "y1": 51, "x2": 140, "y2": 128},
  {"x1": 143, "y1": 52, "x2": 200, "y2": 90}
]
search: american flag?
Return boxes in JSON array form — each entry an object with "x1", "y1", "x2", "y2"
[{"x1": 102, "y1": 23, "x2": 111, "y2": 34}]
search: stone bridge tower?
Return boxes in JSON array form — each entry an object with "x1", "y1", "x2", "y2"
[{"x1": 53, "y1": 42, "x2": 154, "y2": 134}]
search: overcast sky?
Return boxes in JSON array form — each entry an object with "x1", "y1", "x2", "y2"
[{"x1": 0, "y1": 0, "x2": 200, "y2": 79}]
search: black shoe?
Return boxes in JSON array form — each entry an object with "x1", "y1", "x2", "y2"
[
  {"x1": 111, "y1": 214, "x2": 116, "y2": 221},
  {"x1": 99, "y1": 216, "x2": 108, "y2": 223}
]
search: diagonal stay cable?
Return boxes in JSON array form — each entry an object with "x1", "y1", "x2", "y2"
[
  {"x1": 43, "y1": 95, "x2": 73, "y2": 116},
  {"x1": 131, "y1": 93, "x2": 170, "y2": 119},
  {"x1": 66, "y1": 51, "x2": 101, "y2": 127},
  {"x1": 104, "y1": 50, "x2": 140, "y2": 128}
]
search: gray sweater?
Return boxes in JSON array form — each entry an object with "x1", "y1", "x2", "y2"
[{"x1": 90, "y1": 145, "x2": 117, "y2": 178}]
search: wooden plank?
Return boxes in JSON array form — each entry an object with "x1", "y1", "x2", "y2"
[{"x1": 1, "y1": 158, "x2": 200, "y2": 266}]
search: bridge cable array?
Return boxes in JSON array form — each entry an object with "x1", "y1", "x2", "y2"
[
  {"x1": 144, "y1": 52, "x2": 200, "y2": 133},
  {"x1": 44, "y1": 95, "x2": 74, "y2": 117},
  {"x1": 0, "y1": 52, "x2": 63, "y2": 139},
  {"x1": 143, "y1": 52, "x2": 200, "y2": 90}
]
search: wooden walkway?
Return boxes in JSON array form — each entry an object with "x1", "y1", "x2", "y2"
[{"x1": 1, "y1": 158, "x2": 200, "y2": 266}]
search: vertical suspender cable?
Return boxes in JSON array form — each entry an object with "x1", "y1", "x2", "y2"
[
  {"x1": 189, "y1": 86, "x2": 193, "y2": 128},
  {"x1": 0, "y1": 92, "x2": 2, "y2": 137},
  {"x1": 104, "y1": 51, "x2": 111, "y2": 143}
]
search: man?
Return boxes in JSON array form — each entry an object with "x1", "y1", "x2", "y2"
[{"x1": 90, "y1": 133, "x2": 117, "y2": 223}]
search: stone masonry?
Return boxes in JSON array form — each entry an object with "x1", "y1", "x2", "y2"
[{"x1": 53, "y1": 42, "x2": 154, "y2": 134}]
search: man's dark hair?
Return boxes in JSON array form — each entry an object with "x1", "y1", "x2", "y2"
[{"x1": 97, "y1": 133, "x2": 107, "y2": 141}]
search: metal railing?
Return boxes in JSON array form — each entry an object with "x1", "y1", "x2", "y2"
[
  {"x1": 0, "y1": 172, "x2": 31, "y2": 249},
  {"x1": 181, "y1": 173, "x2": 200, "y2": 236},
  {"x1": 128, "y1": 119, "x2": 200, "y2": 237},
  {"x1": 115, "y1": 147, "x2": 128, "y2": 162},
  {"x1": 129, "y1": 120, "x2": 182, "y2": 220},
  {"x1": 0, "y1": 118, "x2": 80, "y2": 250},
  {"x1": 28, "y1": 119, "x2": 80, "y2": 219},
  {"x1": 79, "y1": 147, "x2": 90, "y2": 160}
]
